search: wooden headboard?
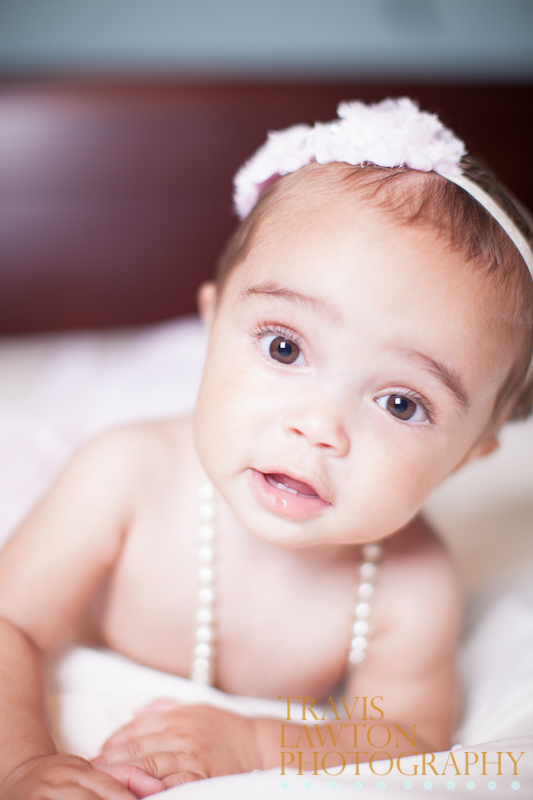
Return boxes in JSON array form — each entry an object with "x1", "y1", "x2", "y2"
[{"x1": 1, "y1": 80, "x2": 531, "y2": 334}]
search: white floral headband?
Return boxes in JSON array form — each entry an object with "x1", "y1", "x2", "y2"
[{"x1": 233, "y1": 97, "x2": 533, "y2": 278}]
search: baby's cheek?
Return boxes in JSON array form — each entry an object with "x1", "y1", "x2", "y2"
[
  {"x1": 346, "y1": 442, "x2": 445, "y2": 537},
  {"x1": 193, "y1": 374, "x2": 255, "y2": 471}
]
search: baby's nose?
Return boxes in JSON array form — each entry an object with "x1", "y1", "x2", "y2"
[{"x1": 282, "y1": 408, "x2": 350, "y2": 456}]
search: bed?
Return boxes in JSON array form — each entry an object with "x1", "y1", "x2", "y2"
[{"x1": 1, "y1": 78, "x2": 532, "y2": 798}]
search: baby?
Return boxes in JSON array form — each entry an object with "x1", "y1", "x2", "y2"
[{"x1": 0, "y1": 98, "x2": 532, "y2": 800}]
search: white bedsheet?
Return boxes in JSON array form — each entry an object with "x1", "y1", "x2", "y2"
[{"x1": 48, "y1": 631, "x2": 533, "y2": 799}]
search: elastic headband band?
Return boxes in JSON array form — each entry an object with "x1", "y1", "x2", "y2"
[{"x1": 443, "y1": 174, "x2": 533, "y2": 277}]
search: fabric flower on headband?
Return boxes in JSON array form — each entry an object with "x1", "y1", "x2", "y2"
[{"x1": 233, "y1": 97, "x2": 466, "y2": 221}]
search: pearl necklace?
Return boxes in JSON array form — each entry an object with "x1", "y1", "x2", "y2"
[
  {"x1": 190, "y1": 479, "x2": 383, "y2": 685},
  {"x1": 190, "y1": 480, "x2": 217, "y2": 684},
  {"x1": 348, "y1": 541, "x2": 383, "y2": 665}
]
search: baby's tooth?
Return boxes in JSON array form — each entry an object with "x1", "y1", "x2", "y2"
[{"x1": 277, "y1": 482, "x2": 298, "y2": 495}]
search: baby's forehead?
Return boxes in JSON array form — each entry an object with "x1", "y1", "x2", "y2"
[
  {"x1": 246, "y1": 162, "x2": 435, "y2": 252},
  {"x1": 217, "y1": 161, "x2": 445, "y2": 295},
  {"x1": 234, "y1": 194, "x2": 514, "y2": 348},
  {"x1": 225, "y1": 162, "x2": 518, "y2": 338},
  {"x1": 244, "y1": 180, "x2": 442, "y2": 278}
]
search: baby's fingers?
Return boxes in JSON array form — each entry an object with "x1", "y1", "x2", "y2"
[
  {"x1": 94, "y1": 733, "x2": 170, "y2": 767},
  {"x1": 99, "y1": 711, "x2": 175, "y2": 752},
  {"x1": 112, "y1": 751, "x2": 202, "y2": 784},
  {"x1": 162, "y1": 771, "x2": 205, "y2": 789},
  {"x1": 1, "y1": 755, "x2": 141, "y2": 800},
  {"x1": 92, "y1": 763, "x2": 164, "y2": 798},
  {"x1": 76, "y1": 769, "x2": 143, "y2": 800}
]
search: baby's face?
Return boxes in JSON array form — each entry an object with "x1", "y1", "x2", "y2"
[{"x1": 194, "y1": 191, "x2": 516, "y2": 548}]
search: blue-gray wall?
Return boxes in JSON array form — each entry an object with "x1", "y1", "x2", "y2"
[{"x1": 1, "y1": 0, "x2": 532, "y2": 80}]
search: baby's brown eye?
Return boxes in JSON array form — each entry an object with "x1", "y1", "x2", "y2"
[
  {"x1": 269, "y1": 336, "x2": 300, "y2": 364},
  {"x1": 259, "y1": 331, "x2": 306, "y2": 366},
  {"x1": 376, "y1": 393, "x2": 428, "y2": 423},
  {"x1": 386, "y1": 395, "x2": 417, "y2": 420}
]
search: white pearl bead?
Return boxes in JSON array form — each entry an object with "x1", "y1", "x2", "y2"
[
  {"x1": 362, "y1": 543, "x2": 383, "y2": 562},
  {"x1": 199, "y1": 546, "x2": 214, "y2": 562},
  {"x1": 198, "y1": 483, "x2": 215, "y2": 500},
  {"x1": 199, "y1": 503, "x2": 214, "y2": 520},
  {"x1": 358, "y1": 582, "x2": 374, "y2": 598},
  {"x1": 198, "y1": 588, "x2": 213, "y2": 604},
  {"x1": 351, "y1": 636, "x2": 367, "y2": 650},
  {"x1": 199, "y1": 525, "x2": 214, "y2": 541},
  {"x1": 349, "y1": 649, "x2": 366, "y2": 664},
  {"x1": 353, "y1": 620, "x2": 369, "y2": 636},
  {"x1": 360, "y1": 561, "x2": 377, "y2": 579},
  {"x1": 355, "y1": 602, "x2": 371, "y2": 618},
  {"x1": 199, "y1": 567, "x2": 214, "y2": 583},
  {"x1": 192, "y1": 481, "x2": 217, "y2": 686},
  {"x1": 196, "y1": 626, "x2": 212, "y2": 642},
  {"x1": 192, "y1": 669, "x2": 210, "y2": 684}
]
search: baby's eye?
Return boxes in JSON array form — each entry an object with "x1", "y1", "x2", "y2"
[
  {"x1": 376, "y1": 394, "x2": 428, "y2": 423},
  {"x1": 259, "y1": 334, "x2": 305, "y2": 366}
]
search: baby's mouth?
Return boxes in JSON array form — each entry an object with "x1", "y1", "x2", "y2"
[
  {"x1": 248, "y1": 469, "x2": 330, "y2": 518},
  {"x1": 265, "y1": 472, "x2": 320, "y2": 498}
]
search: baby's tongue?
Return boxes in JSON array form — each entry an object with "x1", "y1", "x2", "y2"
[{"x1": 269, "y1": 473, "x2": 318, "y2": 496}]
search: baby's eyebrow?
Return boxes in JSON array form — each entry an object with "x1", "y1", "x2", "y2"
[
  {"x1": 238, "y1": 282, "x2": 341, "y2": 321},
  {"x1": 399, "y1": 347, "x2": 470, "y2": 411}
]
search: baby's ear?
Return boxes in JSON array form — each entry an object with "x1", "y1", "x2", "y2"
[
  {"x1": 197, "y1": 282, "x2": 217, "y2": 328},
  {"x1": 453, "y1": 436, "x2": 499, "y2": 472}
]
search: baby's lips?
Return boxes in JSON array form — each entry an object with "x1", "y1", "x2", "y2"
[{"x1": 133, "y1": 698, "x2": 183, "y2": 717}]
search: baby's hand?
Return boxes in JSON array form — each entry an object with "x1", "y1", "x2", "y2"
[
  {"x1": 0, "y1": 753, "x2": 162, "y2": 800},
  {"x1": 93, "y1": 702, "x2": 261, "y2": 788}
]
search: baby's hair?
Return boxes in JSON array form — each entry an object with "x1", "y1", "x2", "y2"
[{"x1": 215, "y1": 159, "x2": 533, "y2": 424}]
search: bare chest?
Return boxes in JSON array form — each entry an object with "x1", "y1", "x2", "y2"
[{"x1": 74, "y1": 493, "x2": 361, "y2": 700}]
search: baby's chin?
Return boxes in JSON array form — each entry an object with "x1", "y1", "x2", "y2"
[
  {"x1": 221, "y1": 482, "x2": 368, "y2": 551},
  {"x1": 214, "y1": 474, "x2": 325, "y2": 545}
]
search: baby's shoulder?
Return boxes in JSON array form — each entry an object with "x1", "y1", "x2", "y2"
[
  {"x1": 48, "y1": 416, "x2": 197, "y2": 525},
  {"x1": 75, "y1": 415, "x2": 194, "y2": 480},
  {"x1": 375, "y1": 516, "x2": 461, "y2": 642},
  {"x1": 382, "y1": 516, "x2": 458, "y2": 585}
]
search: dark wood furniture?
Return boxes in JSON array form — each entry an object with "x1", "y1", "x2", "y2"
[{"x1": 1, "y1": 80, "x2": 531, "y2": 333}]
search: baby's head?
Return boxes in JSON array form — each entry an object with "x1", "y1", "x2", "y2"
[{"x1": 194, "y1": 99, "x2": 533, "y2": 548}]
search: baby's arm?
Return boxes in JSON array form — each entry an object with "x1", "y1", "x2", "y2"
[
  {"x1": 261, "y1": 516, "x2": 461, "y2": 765},
  {"x1": 255, "y1": 518, "x2": 461, "y2": 766},
  {"x1": 0, "y1": 430, "x2": 161, "y2": 799},
  {"x1": 351, "y1": 518, "x2": 461, "y2": 750}
]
